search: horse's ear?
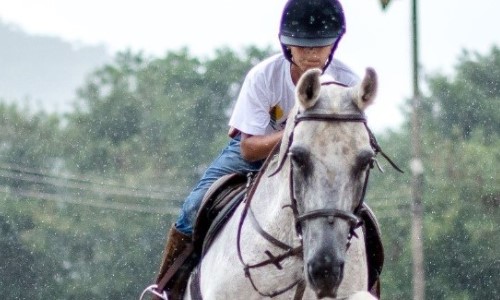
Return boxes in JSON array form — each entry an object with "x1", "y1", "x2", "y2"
[
  {"x1": 355, "y1": 67, "x2": 377, "y2": 111},
  {"x1": 296, "y1": 68, "x2": 322, "y2": 109}
]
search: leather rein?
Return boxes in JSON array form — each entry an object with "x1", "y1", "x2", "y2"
[{"x1": 235, "y1": 88, "x2": 403, "y2": 298}]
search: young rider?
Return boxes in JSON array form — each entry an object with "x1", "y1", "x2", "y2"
[{"x1": 154, "y1": 0, "x2": 359, "y2": 298}]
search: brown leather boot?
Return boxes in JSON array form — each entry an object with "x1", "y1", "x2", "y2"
[{"x1": 154, "y1": 225, "x2": 193, "y2": 300}]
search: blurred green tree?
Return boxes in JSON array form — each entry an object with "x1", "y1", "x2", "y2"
[
  {"x1": 422, "y1": 46, "x2": 500, "y2": 141},
  {"x1": 63, "y1": 46, "x2": 273, "y2": 186},
  {"x1": 369, "y1": 46, "x2": 499, "y2": 299}
]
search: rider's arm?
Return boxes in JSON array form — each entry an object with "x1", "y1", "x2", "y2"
[{"x1": 240, "y1": 131, "x2": 283, "y2": 162}]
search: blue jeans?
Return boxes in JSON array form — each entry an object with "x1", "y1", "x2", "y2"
[{"x1": 175, "y1": 135, "x2": 263, "y2": 235}]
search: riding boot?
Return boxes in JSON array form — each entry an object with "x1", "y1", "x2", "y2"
[{"x1": 154, "y1": 225, "x2": 193, "y2": 300}]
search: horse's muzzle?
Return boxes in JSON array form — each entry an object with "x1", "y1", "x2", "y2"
[{"x1": 306, "y1": 251, "x2": 345, "y2": 298}]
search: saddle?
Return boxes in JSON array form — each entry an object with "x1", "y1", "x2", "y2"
[
  {"x1": 192, "y1": 172, "x2": 248, "y2": 255},
  {"x1": 359, "y1": 204, "x2": 385, "y2": 296},
  {"x1": 164, "y1": 173, "x2": 385, "y2": 299}
]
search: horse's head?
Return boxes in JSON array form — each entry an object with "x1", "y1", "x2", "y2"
[{"x1": 288, "y1": 67, "x2": 377, "y2": 298}]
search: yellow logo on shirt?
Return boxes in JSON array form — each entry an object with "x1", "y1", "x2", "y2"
[
  {"x1": 270, "y1": 105, "x2": 284, "y2": 122},
  {"x1": 269, "y1": 105, "x2": 285, "y2": 130}
]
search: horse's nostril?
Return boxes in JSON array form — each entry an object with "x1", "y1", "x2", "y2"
[
  {"x1": 336, "y1": 261, "x2": 344, "y2": 276},
  {"x1": 308, "y1": 256, "x2": 344, "y2": 278},
  {"x1": 307, "y1": 255, "x2": 345, "y2": 298}
]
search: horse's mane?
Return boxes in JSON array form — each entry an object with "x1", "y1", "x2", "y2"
[{"x1": 267, "y1": 104, "x2": 299, "y2": 176}]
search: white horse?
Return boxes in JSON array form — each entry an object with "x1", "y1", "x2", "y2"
[{"x1": 185, "y1": 67, "x2": 380, "y2": 300}]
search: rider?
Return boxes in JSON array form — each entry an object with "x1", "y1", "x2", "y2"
[{"x1": 154, "y1": 0, "x2": 359, "y2": 298}]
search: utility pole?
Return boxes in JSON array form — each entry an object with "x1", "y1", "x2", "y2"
[
  {"x1": 378, "y1": 0, "x2": 425, "y2": 299},
  {"x1": 409, "y1": 0, "x2": 425, "y2": 299}
]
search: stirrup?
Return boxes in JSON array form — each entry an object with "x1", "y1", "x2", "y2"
[{"x1": 139, "y1": 284, "x2": 168, "y2": 300}]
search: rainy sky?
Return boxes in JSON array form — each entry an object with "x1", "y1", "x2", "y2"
[{"x1": 0, "y1": 0, "x2": 499, "y2": 132}]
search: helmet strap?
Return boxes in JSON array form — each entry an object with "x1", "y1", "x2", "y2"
[
  {"x1": 281, "y1": 43, "x2": 293, "y2": 65},
  {"x1": 323, "y1": 33, "x2": 343, "y2": 71}
]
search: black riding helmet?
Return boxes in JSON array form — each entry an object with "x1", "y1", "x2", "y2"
[{"x1": 279, "y1": 0, "x2": 346, "y2": 70}]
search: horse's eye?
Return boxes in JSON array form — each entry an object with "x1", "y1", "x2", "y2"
[
  {"x1": 289, "y1": 146, "x2": 309, "y2": 164},
  {"x1": 289, "y1": 146, "x2": 313, "y2": 176}
]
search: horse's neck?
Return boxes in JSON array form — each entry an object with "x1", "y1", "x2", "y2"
[{"x1": 248, "y1": 161, "x2": 297, "y2": 245}]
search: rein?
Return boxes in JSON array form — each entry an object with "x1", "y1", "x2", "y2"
[{"x1": 236, "y1": 143, "x2": 305, "y2": 298}]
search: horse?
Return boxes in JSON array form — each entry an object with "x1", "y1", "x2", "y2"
[{"x1": 152, "y1": 66, "x2": 388, "y2": 300}]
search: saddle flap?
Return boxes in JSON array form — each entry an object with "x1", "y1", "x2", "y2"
[
  {"x1": 192, "y1": 173, "x2": 247, "y2": 253},
  {"x1": 360, "y1": 203, "x2": 384, "y2": 289}
]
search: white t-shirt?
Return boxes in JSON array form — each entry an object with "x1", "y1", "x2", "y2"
[{"x1": 228, "y1": 53, "x2": 359, "y2": 136}]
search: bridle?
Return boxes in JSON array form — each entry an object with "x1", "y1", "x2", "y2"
[
  {"x1": 236, "y1": 83, "x2": 403, "y2": 298},
  {"x1": 290, "y1": 111, "x2": 369, "y2": 237}
]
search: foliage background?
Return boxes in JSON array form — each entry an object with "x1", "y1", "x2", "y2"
[{"x1": 0, "y1": 46, "x2": 498, "y2": 299}]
